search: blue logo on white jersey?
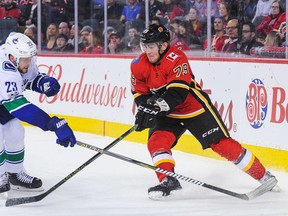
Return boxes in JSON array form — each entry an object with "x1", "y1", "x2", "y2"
[
  {"x1": 12, "y1": 38, "x2": 19, "y2": 44},
  {"x1": 3, "y1": 61, "x2": 17, "y2": 72}
]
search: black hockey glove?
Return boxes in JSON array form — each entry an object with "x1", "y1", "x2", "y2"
[{"x1": 135, "y1": 103, "x2": 160, "y2": 131}]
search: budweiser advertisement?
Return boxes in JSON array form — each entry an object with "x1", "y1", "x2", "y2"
[{"x1": 24, "y1": 55, "x2": 288, "y2": 151}]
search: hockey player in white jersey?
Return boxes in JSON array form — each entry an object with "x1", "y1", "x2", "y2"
[{"x1": 0, "y1": 32, "x2": 76, "y2": 193}]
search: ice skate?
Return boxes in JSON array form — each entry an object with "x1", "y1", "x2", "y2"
[
  {"x1": 0, "y1": 172, "x2": 10, "y2": 193},
  {"x1": 148, "y1": 176, "x2": 182, "y2": 200},
  {"x1": 8, "y1": 171, "x2": 44, "y2": 192},
  {"x1": 259, "y1": 171, "x2": 281, "y2": 192}
]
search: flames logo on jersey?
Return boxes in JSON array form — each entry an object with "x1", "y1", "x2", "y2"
[{"x1": 245, "y1": 78, "x2": 268, "y2": 129}]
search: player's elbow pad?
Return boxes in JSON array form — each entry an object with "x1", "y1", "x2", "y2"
[{"x1": 162, "y1": 88, "x2": 189, "y2": 110}]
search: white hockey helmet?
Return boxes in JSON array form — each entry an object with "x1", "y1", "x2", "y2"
[{"x1": 5, "y1": 32, "x2": 37, "y2": 66}]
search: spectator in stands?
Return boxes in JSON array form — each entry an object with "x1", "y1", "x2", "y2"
[
  {"x1": 79, "y1": 25, "x2": 93, "y2": 52},
  {"x1": 43, "y1": 0, "x2": 69, "y2": 25},
  {"x1": 94, "y1": 0, "x2": 124, "y2": 30},
  {"x1": 18, "y1": 0, "x2": 47, "y2": 39},
  {"x1": 250, "y1": 29, "x2": 284, "y2": 58},
  {"x1": 80, "y1": 29, "x2": 104, "y2": 54},
  {"x1": 218, "y1": 1, "x2": 232, "y2": 24},
  {"x1": 256, "y1": 0, "x2": 285, "y2": 35},
  {"x1": 103, "y1": 26, "x2": 115, "y2": 43},
  {"x1": 243, "y1": 0, "x2": 258, "y2": 21},
  {"x1": 185, "y1": 6, "x2": 203, "y2": 48},
  {"x1": 123, "y1": 25, "x2": 140, "y2": 52},
  {"x1": 170, "y1": 21, "x2": 191, "y2": 51},
  {"x1": 203, "y1": 16, "x2": 228, "y2": 52},
  {"x1": 0, "y1": 0, "x2": 21, "y2": 21},
  {"x1": 18, "y1": 0, "x2": 37, "y2": 27},
  {"x1": 43, "y1": 22, "x2": 59, "y2": 51},
  {"x1": 106, "y1": 0, "x2": 124, "y2": 20},
  {"x1": 222, "y1": 18, "x2": 239, "y2": 53},
  {"x1": 192, "y1": 0, "x2": 206, "y2": 19},
  {"x1": 169, "y1": 18, "x2": 181, "y2": 42},
  {"x1": 58, "y1": 21, "x2": 70, "y2": 37},
  {"x1": 146, "y1": 0, "x2": 163, "y2": 21},
  {"x1": 151, "y1": 16, "x2": 161, "y2": 25},
  {"x1": 239, "y1": 21, "x2": 264, "y2": 55},
  {"x1": 255, "y1": 30, "x2": 267, "y2": 45},
  {"x1": 69, "y1": 22, "x2": 83, "y2": 48},
  {"x1": 53, "y1": 33, "x2": 74, "y2": 53},
  {"x1": 107, "y1": 31, "x2": 125, "y2": 54},
  {"x1": 192, "y1": 0, "x2": 219, "y2": 21},
  {"x1": 129, "y1": 35, "x2": 141, "y2": 53},
  {"x1": 158, "y1": 0, "x2": 185, "y2": 24},
  {"x1": 224, "y1": 0, "x2": 238, "y2": 17},
  {"x1": 264, "y1": 30, "x2": 281, "y2": 47},
  {"x1": 123, "y1": 34, "x2": 141, "y2": 53},
  {"x1": 252, "y1": 0, "x2": 274, "y2": 25},
  {"x1": 277, "y1": 17, "x2": 286, "y2": 45},
  {"x1": 17, "y1": 0, "x2": 30, "y2": 4},
  {"x1": 120, "y1": 0, "x2": 144, "y2": 34},
  {"x1": 23, "y1": 25, "x2": 38, "y2": 44},
  {"x1": 0, "y1": 3, "x2": 6, "y2": 19}
]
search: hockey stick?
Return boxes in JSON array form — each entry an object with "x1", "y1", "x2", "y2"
[
  {"x1": 5, "y1": 125, "x2": 137, "y2": 207},
  {"x1": 76, "y1": 141, "x2": 277, "y2": 201}
]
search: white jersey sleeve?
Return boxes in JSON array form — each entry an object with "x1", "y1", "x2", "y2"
[{"x1": 0, "y1": 51, "x2": 39, "y2": 104}]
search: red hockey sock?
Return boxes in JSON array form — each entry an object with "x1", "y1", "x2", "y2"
[
  {"x1": 148, "y1": 130, "x2": 176, "y2": 182},
  {"x1": 155, "y1": 162, "x2": 175, "y2": 182},
  {"x1": 211, "y1": 138, "x2": 266, "y2": 180}
]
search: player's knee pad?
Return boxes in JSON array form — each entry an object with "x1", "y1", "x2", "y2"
[
  {"x1": 210, "y1": 138, "x2": 243, "y2": 162},
  {"x1": 148, "y1": 130, "x2": 176, "y2": 156}
]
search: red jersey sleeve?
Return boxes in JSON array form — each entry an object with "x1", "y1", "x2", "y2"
[{"x1": 130, "y1": 54, "x2": 151, "y2": 104}]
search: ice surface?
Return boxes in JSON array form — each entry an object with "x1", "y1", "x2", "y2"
[{"x1": 1, "y1": 126, "x2": 287, "y2": 216}]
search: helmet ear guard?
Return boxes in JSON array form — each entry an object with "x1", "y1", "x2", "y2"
[{"x1": 5, "y1": 32, "x2": 37, "y2": 67}]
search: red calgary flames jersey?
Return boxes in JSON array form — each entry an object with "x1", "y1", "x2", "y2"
[{"x1": 131, "y1": 46, "x2": 206, "y2": 119}]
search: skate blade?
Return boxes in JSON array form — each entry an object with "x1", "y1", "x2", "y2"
[
  {"x1": 148, "y1": 189, "x2": 182, "y2": 200},
  {"x1": 11, "y1": 185, "x2": 44, "y2": 192},
  {"x1": 270, "y1": 184, "x2": 281, "y2": 192}
]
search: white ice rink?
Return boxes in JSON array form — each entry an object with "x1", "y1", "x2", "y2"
[{"x1": 1, "y1": 126, "x2": 288, "y2": 216}]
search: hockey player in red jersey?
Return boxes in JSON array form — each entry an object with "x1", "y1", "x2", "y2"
[{"x1": 130, "y1": 24, "x2": 279, "y2": 199}]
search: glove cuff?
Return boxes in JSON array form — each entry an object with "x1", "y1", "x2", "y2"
[
  {"x1": 154, "y1": 98, "x2": 170, "y2": 112},
  {"x1": 47, "y1": 116, "x2": 68, "y2": 131}
]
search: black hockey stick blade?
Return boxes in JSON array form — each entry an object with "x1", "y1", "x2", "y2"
[
  {"x1": 5, "y1": 125, "x2": 137, "y2": 207},
  {"x1": 77, "y1": 141, "x2": 277, "y2": 201}
]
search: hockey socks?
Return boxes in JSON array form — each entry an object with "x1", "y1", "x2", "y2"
[{"x1": 211, "y1": 138, "x2": 266, "y2": 180}]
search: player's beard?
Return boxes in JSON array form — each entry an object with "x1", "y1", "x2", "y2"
[{"x1": 18, "y1": 67, "x2": 28, "y2": 74}]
